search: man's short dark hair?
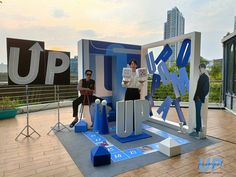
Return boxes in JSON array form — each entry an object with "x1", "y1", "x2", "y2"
[
  {"x1": 128, "y1": 59, "x2": 137, "y2": 66},
  {"x1": 85, "y1": 69, "x2": 93, "y2": 74},
  {"x1": 199, "y1": 63, "x2": 206, "y2": 69}
]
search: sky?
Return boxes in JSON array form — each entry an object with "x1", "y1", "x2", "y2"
[{"x1": 0, "y1": 0, "x2": 236, "y2": 64}]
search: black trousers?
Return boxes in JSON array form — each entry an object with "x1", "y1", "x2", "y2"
[
  {"x1": 124, "y1": 88, "x2": 140, "y2": 131},
  {"x1": 195, "y1": 100, "x2": 202, "y2": 132},
  {"x1": 72, "y1": 95, "x2": 103, "y2": 117},
  {"x1": 125, "y1": 88, "x2": 140, "y2": 101}
]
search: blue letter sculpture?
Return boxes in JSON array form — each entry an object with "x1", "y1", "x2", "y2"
[
  {"x1": 158, "y1": 61, "x2": 171, "y2": 85},
  {"x1": 116, "y1": 100, "x2": 149, "y2": 137},
  {"x1": 176, "y1": 39, "x2": 191, "y2": 67},
  {"x1": 170, "y1": 67, "x2": 189, "y2": 98},
  {"x1": 146, "y1": 39, "x2": 191, "y2": 123},
  {"x1": 157, "y1": 96, "x2": 172, "y2": 121},
  {"x1": 151, "y1": 74, "x2": 161, "y2": 96},
  {"x1": 146, "y1": 51, "x2": 156, "y2": 74}
]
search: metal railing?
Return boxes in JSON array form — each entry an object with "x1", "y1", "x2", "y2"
[
  {"x1": 0, "y1": 80, "x2": 224, "y2": 110},
  {"x1": 0, "y1": 84, "x2": 78, "y2": 106}
]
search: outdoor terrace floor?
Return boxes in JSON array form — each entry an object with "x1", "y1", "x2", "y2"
[{"x1": 0, "y1": 107, "x2": 236, "y2": 177}]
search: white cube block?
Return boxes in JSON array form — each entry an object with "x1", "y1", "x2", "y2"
[{"x1": 159, "y1": 138, "x2": 181, "y2": 157}]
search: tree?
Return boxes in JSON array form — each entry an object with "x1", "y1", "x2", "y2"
[
  {"x1": 200, "y1": 56, "x2": 209, "y2": 65},
  {"x1": 210, "y1": 64, "x2": 222, "y2": 80}
]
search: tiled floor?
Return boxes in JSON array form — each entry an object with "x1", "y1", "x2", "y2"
[{"x1": 0, "y1": 107, "x2": 236, "y2": 177}]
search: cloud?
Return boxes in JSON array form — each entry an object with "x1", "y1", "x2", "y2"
[
  {"x1": 1, "y1": 0, "x2": 236, "y2": 64},
  {"x1": 0, "y1": 25, "x2": 80, "y2": 62},
  {"x1": 52, "y1": 9, "x2": 68, "y2": 18},
  {"x1": 79, "y1": 29, "x2": 98, "y2": 38}
]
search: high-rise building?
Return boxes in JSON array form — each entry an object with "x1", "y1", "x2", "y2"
[
  {"x1": 234, "y1": 16, "x2": 236, "y2": 31},
  {"x1": 164, "y1": 7, "x2": 185, "y2": 63}
]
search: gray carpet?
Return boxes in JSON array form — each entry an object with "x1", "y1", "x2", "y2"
[{"x1": 56, "y1": 121, "x2": 220, "y2": 177}]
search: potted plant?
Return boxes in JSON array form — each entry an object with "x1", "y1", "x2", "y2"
[{"x1": 0, "y1": 97, "x2": 19, "y2": 119}]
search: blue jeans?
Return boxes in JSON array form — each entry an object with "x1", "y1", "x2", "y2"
[{"x1": 195, "y1": 100, "x2": 202, "y2": 132}]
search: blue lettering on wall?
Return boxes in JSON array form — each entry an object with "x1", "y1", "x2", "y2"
[
  {"x1": 158, "y1": 61, "x2": 171, "y2": 85},
  {"x1": 104, "y1": 56, "x2": 113, "y2": 91},
  {"x1": 151, "y1": 74, "x2": 161, "y2": 96},
  {"x1": 170, "y1": 67, "x2": 189, "y2": 98},
  {"x1": 146, "y1": 51, "x2": 156, "y2": 74},
  {"x1": 146, "y1": 39, "x2": 191, "y2": 122},
  {"x1": 155, "y1": 44, "x2": 172, "y2": 64},
  {"x1": 157, "y1": 96, "x2": 172, "y2": 121},
  {"x1": 172, "y1": 98, "x2": 186, "y2": 125},
  {"x1": 176, "y1": 39, "x2": 191, "y2": 68}
]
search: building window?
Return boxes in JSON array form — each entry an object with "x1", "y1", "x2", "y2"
[{"x1": 227, "y1": 43, "x2": 234, "y2": 93}]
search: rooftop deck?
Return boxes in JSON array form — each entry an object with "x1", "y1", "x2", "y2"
[{"x1": 0, "y1": 107, "x2": 236, "y2": 177}]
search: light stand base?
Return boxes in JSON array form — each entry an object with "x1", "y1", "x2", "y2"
[
  {"x1": 15, "y1": 125, "x2": 40, "y2": 140},
  {"x1": 47, "y1": 122, "x2": 70, "y2": 135}
]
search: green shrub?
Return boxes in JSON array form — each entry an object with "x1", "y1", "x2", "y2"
[
  {"x1": 0, "y1": 97, "x2": 20, "y2": 110},
  {"x1": 148, "y1": 80, "x2": 222, "y2": 103}
]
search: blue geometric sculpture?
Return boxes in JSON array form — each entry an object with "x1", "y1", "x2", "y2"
[
  {"x1": 172, "y1": 98, "x2": 186, "y2": 125},
  {"x1": 93, "y1": 99, "x2": 101, "y2": 132},
  {"x1": 74, "y1": 120, "x2": 88, "y2": 133},
  {"x1": 90, "y1": 146, "x2": 111, "y2": 166},
  {"x1": 157, "y1": 96, "x2": 172, "y2": 121},
  {"x1": 99, "y1": 100, "x2": 109, "y2": 135}
]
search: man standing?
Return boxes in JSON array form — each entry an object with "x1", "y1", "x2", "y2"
[
  {"x1": 70, "y1": 69, "x2": 102, "y2": 128},
  {"x1": 191, "y1": 64, "x2": 209, "y2": 136}
]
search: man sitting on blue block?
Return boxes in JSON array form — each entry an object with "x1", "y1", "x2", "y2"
[{"x1": 70, "y1": 69, "x2": 103, "y2": 128}]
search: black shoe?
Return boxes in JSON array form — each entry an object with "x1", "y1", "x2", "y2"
[{"x1": 69, "y1": 119, "x2": 78, "y2": 128}]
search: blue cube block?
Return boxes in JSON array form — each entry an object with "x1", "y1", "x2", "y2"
[
  {"x1": 74, "y1": 120, "x2": 88, "y2": 133},
  {"x1": 90, "y1": 146, "x2": 111, "y2": 166}
]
